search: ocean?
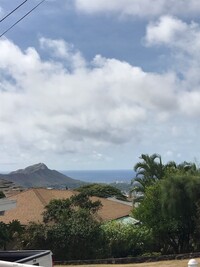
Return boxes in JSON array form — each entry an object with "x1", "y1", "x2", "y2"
[{"x1": 61, "y1": 169, "x2": 135, "y2": 184}]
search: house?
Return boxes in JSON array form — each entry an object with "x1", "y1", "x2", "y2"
[
  {"x1": 0, "y1": 188, "x2": 133, "y2": 225},
  {"x1": 0, "y1": 198, "x2": 16, "y2": 215}
]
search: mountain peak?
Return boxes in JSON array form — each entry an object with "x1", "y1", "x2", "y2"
[
  {"x1": 10, "y1": 163, "x2": 48, "y2": 175},
  {"x1": 4, "y1": 163, "x2": 85, "y2": 189}
]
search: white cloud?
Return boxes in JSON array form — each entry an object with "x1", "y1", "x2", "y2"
[
  {"x1": 74, "y1": 0, "x2": 200, "y2": 17},
  {"x1": 145, "y1": 16, "x2": 188, "y2": 45},
  {"x1": 179, "y1": 91, "x2": 200, "y2": 116},
  {"x1": 145, "y1": 16, "x2": 200, "y2": 117},
  {"x1": 145, "y1": 16, "x2": 200, "y2": 56},
  {"x1": 0, "y1": 37, "x2": 180, "y2": 167},
  {"x1": 2, "y1": 26, "x2": 200, "y2": 169},
  {"x1": 39, "y1": 37, "x2": 86, "y2": 69}
]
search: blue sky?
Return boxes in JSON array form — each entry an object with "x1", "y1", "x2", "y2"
[{"x1": 0, "y1": 0, "x2": 200, "y2": 171}]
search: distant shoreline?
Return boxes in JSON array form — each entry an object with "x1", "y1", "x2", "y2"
[{"x1": 60, "y1": 169, "x2": 135, "y2": 184}]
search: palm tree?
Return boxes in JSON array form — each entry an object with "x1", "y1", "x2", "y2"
[
  {"x1": 177, "y1": 161, "x2": 198, "y2": 173},
  {"x1": 131, "y1": 153, "x2": 164, "y2": 203},
  {"x1": 164, "y1": 160, "x2": 198, "y2": 175}
]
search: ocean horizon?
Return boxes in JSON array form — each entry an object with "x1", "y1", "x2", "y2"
[{"x1": 60, "y1": 169, "x2": 135, "y2": 184}]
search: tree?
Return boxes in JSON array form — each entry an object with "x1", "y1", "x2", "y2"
[
  {"x1": 43, "y1": 198, "x2": 72, "y2": 223},
  {"x1": 22, "y1": 193, "x2": 104, "y2": 260},
  {"x1": 20, "y1": 223, "x2": 48, "y2": 250},
  {"x1": 76, "y1": 183, "x2": 127, "y2": 201},
  {"x1": 101, "y1": 221, "x2": 153, "y2": 257},
  {"x1": 7, "y1": 220, "x2": 24, "y2": 249},
  {"x1": 164, "y1": 161, "x2": 198, "y2": 175},
  {"x1": 132, "y1": 155, "x2": 199, "y2": 204},
  {"x1": 160, "y1": 173, "x2": 200, "y2": 252},
  {"x1": 0, "y1": 191, "x2": 5, "y2": 199},
  {"x1": 132, "y1": 154, "x2": 164, "y2": 203},
  {"x1": 134, "y1": 153, "x2": 164, "y2": 180},
  {"x1": 0, "y1": 220, "x2": 23, "y2": 250},
  {"x1": 133, "y1": 173, "x2": 200, "y2": 254},
  {"x1": 0, "y1": 222, "x2": 10, "y2": 250},
  {"x1": 177, "y1": 161, "x2": 198, "y2": 173},
  {"x1": 43, "y1": 193, "x2": 102, "y2": 224},
  {"x1": 41, "y1": 210, "x2": 103, "y2": 260},
  {"x1": 70, "y1": 192, "x2": 102, "y2": 213}
]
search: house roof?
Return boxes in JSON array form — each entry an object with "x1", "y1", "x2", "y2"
[{"x1": 0, "y1": 188, "x2": 132, "y2": 224}]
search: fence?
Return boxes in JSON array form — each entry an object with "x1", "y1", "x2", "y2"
[{"x1": 56, "y1": 256, "x2": 200, "y2": 266}]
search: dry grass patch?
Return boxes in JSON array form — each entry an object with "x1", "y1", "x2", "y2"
[{"x1": 55, "y1": 257, "x2": 200, "y2": 267}]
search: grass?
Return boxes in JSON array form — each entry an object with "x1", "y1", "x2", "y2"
[{"x1": 55, "y1": 257, "x2": 200, "y2": 267}]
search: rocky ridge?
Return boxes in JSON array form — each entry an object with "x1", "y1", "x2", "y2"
[{"x1": 0, "y1": 163, "x2": 85, "y2": 189}]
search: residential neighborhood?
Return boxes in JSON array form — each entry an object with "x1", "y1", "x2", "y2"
[{"x1": 0, "y1": 188, "x2": 132, "y2": 225}]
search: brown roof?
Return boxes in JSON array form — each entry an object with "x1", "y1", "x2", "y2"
[{"x1": 0, "y1": 188, "x2": 132, "y2": 224}]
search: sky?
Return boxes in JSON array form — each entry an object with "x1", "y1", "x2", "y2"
[{"x1": 0, "y1": 0, "x2": 200, "y2": 171}]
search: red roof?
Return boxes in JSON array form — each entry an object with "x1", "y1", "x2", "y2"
[{"x1": 0, "y1": 188, "x2": 132, "y2": 224}]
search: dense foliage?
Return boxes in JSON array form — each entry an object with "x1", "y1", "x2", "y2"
[
  {"x1": 133, "y1": 154, "x2": 200, "y2": 254},
  {"x1": 0, "y1": 220, "x2": 23, "y2": 250},
  {"x1": 0, "y1": 191, "x2": 5, "y2": 199},
  {"x1": 101, "y1": 221, "x2": 154, "y2": 257},
  {"x1": 20, "y1": 193, "x2": 104, "y2": 260},
  {"x1": 76, "y1": 183, "x2": 127, "y2": 200}
]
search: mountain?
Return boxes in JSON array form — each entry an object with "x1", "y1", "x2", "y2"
[{"x1": 0, "y1": 163, "x2": 85, "y2": 189}]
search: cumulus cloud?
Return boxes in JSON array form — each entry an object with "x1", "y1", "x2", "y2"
[
  {"x1": 145, "y1": 16, "x2": 200, "y2": 55},
  {"x1": 145, "y1": 16, "x2": 200, "y2": 117},
  {"x1": 39, "y1": 37, "x2": 86, "y2": 69},
  {"x1": 2, "y1": 24, "x2": 200, "y2": 168},
  {"x1": 74, "y1": 0, "x2": 200, "y2": 17},
  {"x1": 179, "y1": 91, "x2": 200, "y2": 116},
  {"x1": 0, "y1": 37, "x2": 180, "y2": 166},
  {"x1": 145, "y1": 16, "x2": 188, "y2": 45}
]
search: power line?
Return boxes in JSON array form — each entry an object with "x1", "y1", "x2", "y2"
[
  {"x1": 0, "y1": 0, "x2": 29, "y2": 23},
  {"x1": 0, "y1": 0, "x2": 46, "y2": 38}
]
